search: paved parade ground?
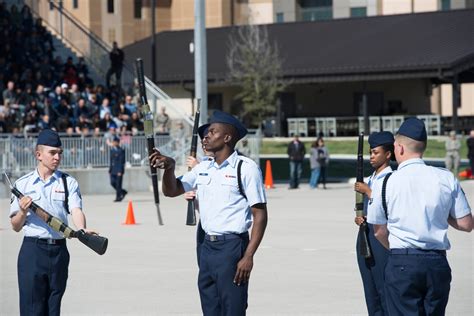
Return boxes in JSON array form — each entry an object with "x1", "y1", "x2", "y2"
[{"x1": 1, "y1": 181, "x2": 473, "y2": 315}]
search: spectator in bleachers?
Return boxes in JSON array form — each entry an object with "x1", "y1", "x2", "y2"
[
  {"x1": 25, "y1": 99, "x2": 44, "y2": 121},
  {"x1": 63, "y1": 56, "x2": 78, "y2": 86},
  {"x1": 49, "y1": 85, "x2": 64, "y2": 109},
  {"x1": 53, "y1": 99, "x2": 73, "y2": 131},
  {"x1": 88, "y1": 93, "x2": 99, "y2": 110},
  {"x1": 69, "y1": 83, "x2": 81, "y2": 105},
  {"x1": 95, "y1": 84, "x2": 106, "y2": 105},
  {"x1": 34, "y1": 84, "x2": 47, "y2": 107},
  {"x1": 98, "y1": 112, "x2": 116, "y2": 132},
  {"x1": 75, "y1": 114, "x2": 92, "y2": 134},
  {"x1": 99, "y1": 97, "x2": 112, "y2": 119},
  {"x1": 113, "y1": 99, "x2": 131, "y2": 123},
  {"x1": 2, "y1": 80, "x2": 16, "y2": 104},
  {"x1": 17, "y1": 83, "x2": 35, "y2": 106},
  {"x1": 73, "y1": 98, "x2": 92, "y2": 121},
  {"x1": 128, "y1": 112, "x2": 144, "y2": 131},
  {"x1": 124, "y1": 95, "x2": 137, "y2": 114},
  {"x1": 23, "y1": 112, "x2": 38, "y2": 133},
  {"x1": 61, "y1": 82, "x2": 70, "y2": 99},
  {"x1": 37, "y1": 114, "x2": 51, "y2": 131}
]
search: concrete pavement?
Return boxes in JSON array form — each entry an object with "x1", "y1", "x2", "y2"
[{"x1": 1, "y1": 181, "x2": 473, "y2": 315}]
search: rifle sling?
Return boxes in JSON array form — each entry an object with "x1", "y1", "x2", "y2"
[
  {"x1": 381, "y1": 172, "x2": 393, "y2": 220},
  {"x1": 61, "y1": 173, "x2": 70, "y2": 214},
  {"x1": 237, "y1": 159, "x2": 247, "y2": 201}
]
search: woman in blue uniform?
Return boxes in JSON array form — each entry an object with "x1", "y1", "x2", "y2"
[{"x1": 354, "y1": 131, "x2": 395, "y2": 316}]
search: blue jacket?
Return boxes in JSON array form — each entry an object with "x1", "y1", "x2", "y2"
[{"x1": 109, "y1": 146, "x2": 125, "y2": 175}]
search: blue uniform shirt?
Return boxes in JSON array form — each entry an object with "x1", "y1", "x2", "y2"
[
  {"x1": 367, "y1": 158, "x2": 471, "y2": 250},
  {"x1": 10, "y1": 169, "x2": 83, "y2": 239},
  {"x1": 180, "y1": 151, "x2": 266, "y2": 235},
  {"x1": 363, "y1": 166, "x2": 393, "y2": 216}
]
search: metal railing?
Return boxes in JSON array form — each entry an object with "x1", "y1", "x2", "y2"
[
  {"x1": 0, "y1": 134, "x2": 182, "y2": 171},
  {"x1": 1, "y1": 132, "x2": 261, "y2": 172}
]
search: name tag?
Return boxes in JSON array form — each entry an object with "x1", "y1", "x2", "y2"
[
  {"x1": 225, "y1": 175, "x2": 236, "y2": 179},
  {"x1": 199, "y1": 173, "x2": 208, "y2": 176}
]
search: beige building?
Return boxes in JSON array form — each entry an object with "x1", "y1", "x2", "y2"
[{"x1": 30, "y1": 0, "x2": 474, "y2": 48}]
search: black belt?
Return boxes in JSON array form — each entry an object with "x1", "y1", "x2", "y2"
[
  {"x1": 390, "y1": 248, "x2": 446, "y2": 256},
  {"x1": 205, "y1": 232, "x2": 248, "y2": 242},
  {"x1": 24, "y1": 237, "x2": 66, "y2": 245}
]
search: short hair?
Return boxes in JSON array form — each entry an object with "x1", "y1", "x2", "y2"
[
  {"x1": 221, "y1": 123, "x2": 239, "y2": 148},
  {"x1": 380, "y1": 143, "x2": 396, "y2": 161},
  {"x1": 395, "y1": 134, "x2": 426, "y2": 153}
]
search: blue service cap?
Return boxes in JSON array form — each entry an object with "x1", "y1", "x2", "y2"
[
  {"x1": 198, "y1": 111, "x2": 248, "y2": 141},
  {"x1": 198, "y1": 126, "x2": 208, "y2": 140},
  {"x1": 37, "y1": 129, "x2": 62, "y2": 147},
  {"x1": 397, "y1": 117, "x2": 427, "y2": 142},
  {"x1": 112, "y1": 136, "x2": 120, "y2": 142},
  {"x1": 368, "y1": 131, "x2": 394, "y2": 149}
]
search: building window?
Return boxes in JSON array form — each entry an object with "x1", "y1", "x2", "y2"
[
  {"x1": 49, "y1": 0, "x2": 54, "y2": 11},
  {"x1": 276, "y1": 12, "x2": 284, "y2": 23},
  {"x1": 350, "y1": 7, "x2": 367, "y2": 17},
  {"x1": 300, "y1": 0, "x2": 333, "y2": 21},
  {"x1": 107, "y1": 0, "x2": 114, "y2": 14},
  {"x1": 73, "y1": 0, "x2": 78, "y2": 9},
  {"x1": 440, "y1": 0, "x2": 450, "y2": 11},
  {"x1": 134, "y1": 0, "x2": 142, "y2": 19}
]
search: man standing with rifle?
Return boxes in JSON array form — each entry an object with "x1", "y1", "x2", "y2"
[
  {"x1": 9, "y1": 129, "x2": 98, "y2": 315},
  {"x1": 368, "y1": 118, "x2": 473, "y2": 315},
  {"x1": 149, "y1": 111, "x2": 268, "y2": 315}
]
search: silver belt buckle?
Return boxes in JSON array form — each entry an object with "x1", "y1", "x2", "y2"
[
  {"x1": 209, "y1": 235, "x2": 218, "y2": 242},
  {"x1": 47, "y1": 239, "x2": 56, "y2": 245}
]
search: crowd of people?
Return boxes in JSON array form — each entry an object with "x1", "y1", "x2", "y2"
[{"x1": 0, "y1": 2, "x2": 144, "y2": 137}]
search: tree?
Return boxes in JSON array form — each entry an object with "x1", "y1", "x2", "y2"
[{"x1": 227, "y1": 24, "x2": 286, "y2": 127}]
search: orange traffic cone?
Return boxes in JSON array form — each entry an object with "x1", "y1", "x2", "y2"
[
  {"x1": 264, "y1": 160, "x2": 274, "y2": 189},
  {"x1": 458, "y1": 168, "x2": 472, "y2": 179},
  {"x1": 123, "y1": 201, "x2": 136, "y2": 225}
]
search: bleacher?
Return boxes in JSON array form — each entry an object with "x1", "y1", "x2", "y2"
[{"x1": 0, "y1": 2, "x2": 147, "y2": 137}]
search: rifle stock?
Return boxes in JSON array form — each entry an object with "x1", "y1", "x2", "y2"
[
  {"x1": 186, "y1": 100, "x2": 201, "y2": 226},
  {"x1": 355, "y1": 133, "x2": 372, "y2": 259},
  {"x1": 135, "y1": 58, "x2": 164, "y2": 225}
]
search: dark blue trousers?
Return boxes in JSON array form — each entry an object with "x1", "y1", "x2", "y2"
[
  {"x1": 110, "y1": 174, "x2": 124, "y2": 200},
  {"x1": 196, "y1": 222, "x2": 205, "y2": 267},
  {"x1": 357, "y1": 223, "x2": 389, "y2": 316},
  {"x1": 384, "y1": 250, "x2": 451, "y2": 316},
  {"x1": 198, "y1": 234, "x2": 249, "y2": 316},
  {"x1": 18, "y1": 238, "x2": 69, "y2": 316}
]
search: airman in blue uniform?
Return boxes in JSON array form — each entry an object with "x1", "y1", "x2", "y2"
[
  {"x1": 9, "y1": 129, "x2": 97, "y2": 316},
  {"x1": 354, "y1": 131, "x2": 394, "y2": 315},
  {"x1": 367, "y1": 118, "x2": 473, "y2": 316},
  {"x1": 109, "y1": 136, "x2": 127, "y2": 202},
  {"x1": 150, "y1": 111, "x2": 268, "y2": 316}
]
